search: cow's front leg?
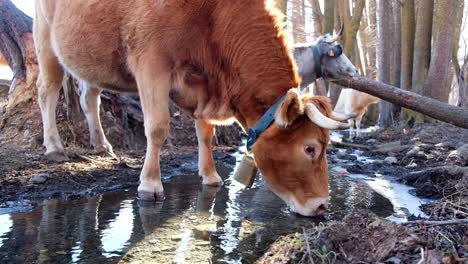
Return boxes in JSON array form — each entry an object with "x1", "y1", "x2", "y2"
[
  {"x1": 195, "y1": 120, "x2": 223, "y2": 186},
  {"x1": 79, "y1": 82, "x2": 115, "y2": 156},
  {"x1": 133, "y1": 59, "x2": 170, "y2": 201},
  {"x1": 35, "y1": 37, "x2": 67, "y2": 162}
]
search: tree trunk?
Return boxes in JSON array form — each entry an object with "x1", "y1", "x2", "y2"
[
  {"x1": 423, "y1": 0, "x2": 454, "y2": 103},
  {"x1": 358, "y1": 0, "x2": 379, "y2": 125},
  {"x1": 334, "y1": 77, "x2": 468, "y2": 129},
  {"x1": 366, "y1": 0, "x2": 377, "y2": 79},
  {"x1": 387, "y1": 0, "x2": 402, "y2": 121},
  {"x1": 357, "y1": 5, "x2": 370, "y2": 76},
  {"x1": 451, "y1": 0, "x2": 464, "y2": 77},
  {"x1": 391, "y1": 1, "x2": 401, "y2": 88},
  {"x1": 309, "y1": 0, "x2": 322, "y2": 38},
  {"x1": 459, "y1": 61, "x2": 468, "y2": 107},
  {"x1": 292, "y1": 0, "x2": 306, "y2": 43},
  {"x1": 400, "y1": 0, "x2": 415, "y2": 91},
  {"x1": 412, "y1": 0, "x2": 433, "y2": 94},
  {"x1": 322, "y1": 0, "x2": 335, "y2": 34},
  {"x1": 0, "y1": 0, "x2": 37, "y2": 112},
  {"x1": 405, "y1": 0, "x2": 433, "y2": 124},
  {"x1": 0, "y1": 0, "x2": 31, "y2": 81},
  {"x1": 377, "y1": 0, "x2": 394, "y2": 128},
  {"x1": 339, "y1": 0, "x2": 366, "y2": 62}
]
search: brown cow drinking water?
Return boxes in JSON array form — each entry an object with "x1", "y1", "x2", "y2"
[{"x1": 34, "y1": 0, "x2": 354, "y2": 216}]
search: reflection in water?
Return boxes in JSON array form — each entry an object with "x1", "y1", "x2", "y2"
[
  {"x1": 101, "y1": 200, "x2": 134, "y2": 257},
  {"x1": 0, "y1": 164, "x2": 396, "y2": 263},
  {"x1": 0, "y1": 215, "x2": 12, "y2": 248},
  {"x1": 350, "y1": 173, "x2": 431, "y2": 221},
  {"x1": 174, "y1": 222, "x2": 193, "y2": 263}
]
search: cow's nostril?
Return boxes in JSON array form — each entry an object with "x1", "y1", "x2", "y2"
[{"x1": 318, "y1": 203, "x2": 327, "y2": 210}]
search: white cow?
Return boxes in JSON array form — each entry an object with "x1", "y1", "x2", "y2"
[{"x1": 334, "y1": 89, "x2": 380, "y2": 138}]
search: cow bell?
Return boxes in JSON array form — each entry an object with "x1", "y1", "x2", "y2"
[{"x1": 233, "y1": 154, "x2": 258, "y2": 187}]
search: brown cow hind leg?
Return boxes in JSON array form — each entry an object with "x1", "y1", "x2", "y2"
[
  {"x1": 34, "y1": 18, "x2": 68, "y2": 162},
  {"x1": 79, "y1": 82, "x2": 115, "y2": 157},
  {"x1": 133, "y1": 56, "x2": 170, "y2": 201},
  {"x1": 195, "y1": 120, "x2": 223, "y2": 186}
]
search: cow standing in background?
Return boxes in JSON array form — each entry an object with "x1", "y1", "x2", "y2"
[
  {"x1": 334, "y1": 89, "x2": 380, "y2": 139},
  {"x1": 34, "y1": 0, "x2": 357, "y2": 216}
]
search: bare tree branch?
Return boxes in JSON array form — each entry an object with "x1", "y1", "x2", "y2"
[{"x1": 334, "y1": 76, "x2": 468, "y2": 128}]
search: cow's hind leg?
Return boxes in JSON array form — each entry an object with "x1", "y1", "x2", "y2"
[
  {"x1": 196, "y1": 120, "x2": 223, "y2": 186},
  {"x1": 34, "y1": 22, "x2": 67, "y2": 161},
  {"x1": 132, "y1": 56, "x2": 170, "y2": 201},
  {"x1": 355, "y1": 113, "x2": 364, "y2": 138},
  {"x1": 79, "y1": 82, "x2": 115, "y2": 156},
  {"x1": 347, "y1": 119, "x2": 355, "y2": 140}
]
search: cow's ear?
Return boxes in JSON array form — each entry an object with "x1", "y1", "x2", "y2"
[{"x1": 275, "y1": 89, "x2": 304, "y2": 127}]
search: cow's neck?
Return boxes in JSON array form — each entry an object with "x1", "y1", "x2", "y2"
[
  {"x1": 183, "y1": 1, "x2": 300, "y2": 132},
  {"x1": 293, "y1": 45, "x2": 319, "y2": 89},
  {"x1": 235, "y1": 90, "x2": 288, "y2": 131}
]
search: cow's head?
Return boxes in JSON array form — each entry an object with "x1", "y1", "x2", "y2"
[
  {"x1": 314, "y1": 28, "x2": 357, "y2": 79},
  {"x1": 251, "y1": 89, "x2": 350, "y2": 216},
  {"x1": 295, "y1": 27, "x2": 357, "y2": 82}
]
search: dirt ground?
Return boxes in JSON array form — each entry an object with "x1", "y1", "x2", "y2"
[{"x1": 0, "y1": 145, "x2": 236, "y2": 208}]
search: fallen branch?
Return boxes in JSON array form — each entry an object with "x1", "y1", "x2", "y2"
[
  {"x1": 334, "y1": 76, "x2": 468, "y2": 129},
  {"x1": 330, "y1": 140, "x2": 372, "y2": 150},
  {"x1": 402, "y1": 218, "x2": 468, "y2": 226},
  {"x1": 400, "y1": 166, "x2": 468, "y2": 184},
  {"x1": 371, "y1": 141, "x2": 410, "y2": 154}
]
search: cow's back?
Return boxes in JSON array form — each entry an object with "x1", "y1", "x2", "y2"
[
  {"x1": 35, "y1": 0, "x2": 224, "y2": 93},
  {"x1": 334, "y1": 89, "x2": 379, "y2": 115},
  {"x1": 35, "y1": 0, "x2": 139, "y2": 92}
]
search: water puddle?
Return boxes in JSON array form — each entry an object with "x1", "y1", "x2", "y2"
[
  {"x1": 330, "y1": 131, "x2": 431, "y2": 222},
  {"x1": 0, "y1": 161, "x2": 394, "y2": 263}
]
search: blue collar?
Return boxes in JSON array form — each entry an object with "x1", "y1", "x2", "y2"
[
  {"x1": 311, "y1": 45, "x2": 322, "y2": 79},
  {"x1": 246, "y1": 95, "x2": 286, "y2": 150}
]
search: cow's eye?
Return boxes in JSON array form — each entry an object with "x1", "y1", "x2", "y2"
[{"x1": 304, "y1": 145, "x2": 316, "y2": 158}]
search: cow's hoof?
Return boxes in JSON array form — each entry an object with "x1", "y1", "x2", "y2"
[
  {"x1": 96, "y1": 149, "x2": 117, "y2": 159},
  {"x1": 137, "y1": 190, "x2": 166, "y2": 201},
  {"x1": 44, "y1": 151, "x2": 69, "y2": 163}
]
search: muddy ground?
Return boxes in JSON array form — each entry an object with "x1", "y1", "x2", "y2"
[
  {"x1": 0, "y1": 145, "x2": 236, "y2": 207},
  {"x1": 262, "y1": 123, "x2": 468, "y2": 264},
  {"x1": 0, "y1": 122, "x2": 467, "y2": 263}
]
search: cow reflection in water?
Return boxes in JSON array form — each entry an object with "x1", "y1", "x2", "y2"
[
  {"x1": 0, "y1": 177, "x2": 220, "y2": 263},
  {"x1": 0, "y1": 195, "x2": 134, "y2": 263},
  {"x1": 138, "y1": 184, "x2": 221, "y2": 236}
]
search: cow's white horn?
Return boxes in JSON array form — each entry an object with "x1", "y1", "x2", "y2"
[
  {"x1": 331, "y1": 24, "x2": 344, "y2": 42},
  {"x1": 305, "y1": 103, "x2": 350, "y2": 130}
]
